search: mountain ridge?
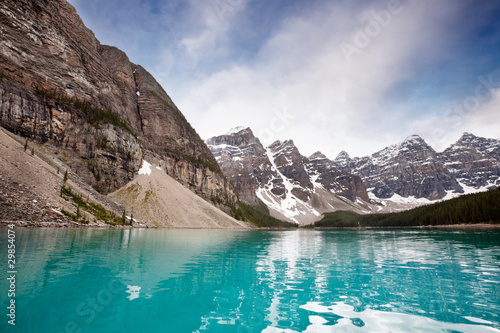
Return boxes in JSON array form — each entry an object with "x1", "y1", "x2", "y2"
[
  {"x1": 208, "y1": 128, "x2": 499, "y2": 224},
  {"x1": 207, "y1": 127, "x2": 375, "y2": 225}
]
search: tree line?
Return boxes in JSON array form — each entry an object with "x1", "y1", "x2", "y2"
[{"x1": 314, "y1": 187, "x2": 500, "y2": 228}]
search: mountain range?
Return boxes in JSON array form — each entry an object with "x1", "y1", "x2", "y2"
[{"x1": 207, "y1": 128, "x2": 500, "y2": 224}]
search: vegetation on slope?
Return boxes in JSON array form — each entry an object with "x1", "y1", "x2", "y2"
[
  {"x1": 60, "y1": 185, "x2": 129, "y2": 225},
  {"x1": 236, "y1": 200, "x2": 297, "y2": 228},
  {"x1": 314, "y1": 188, "x2": 500, "y2": 228},
  {"x1": 33, "y1": 86, "x2": 137, "y2": 138}
]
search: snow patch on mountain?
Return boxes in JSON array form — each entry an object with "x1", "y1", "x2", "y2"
[
  {"x1": 255, "y1": 148, "x2": 321, "y2": 224},
  {"x1": 225, "y1": 126, "x2": 248, "y2": 135},
  {"x1": 138, "y1": 160, "x2": 152, "y2": 176},
  {"x1": 385, "y1": 193, "x2": 432, "y2": 205},
  {"x1": 442, "y1": 181, "x2": 492, "y2": 200}
]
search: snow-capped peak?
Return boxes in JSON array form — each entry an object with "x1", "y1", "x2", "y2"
[
  {"x1": 225, "y1": 126, "x2": 249, "y2": 135},
  {"x1": 309, "y1": 151, "x2": 328, "y2": 161},
  {"x1": 335, "y1": 150, "x2": 351, "y2": 161},
  {"x1": 460, "y1": 132, "x2": 476, "y2": 140},
  {"x1": 402, "y1": 134, "x2": 425, "y2": 145}
]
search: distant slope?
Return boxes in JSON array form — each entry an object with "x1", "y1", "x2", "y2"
[
  {"x1": 109, "y1": 161, "x2": 253, "y2": 229},
  {"x1": 314, "y1": 188, "x2": 500, "y2": 228}
]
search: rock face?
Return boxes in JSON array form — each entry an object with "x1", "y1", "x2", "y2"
[
  {"x1": 441, "y1": 132, "x2": 500, "y2": 190},
  {"x1": 207, "y1": 127, "x2": 274, "y2": 204},
  {"x1": 334, "y1": 134, "x2": 500, "y2": 202},
  {"x1": 307, "y1": 152, "x2": 368, "y2": 202},
  {"x1": 0, "y1": 0, "x2": 236, "y2": 210},
  {"x1": 207, "y1": 128, "x2": 371, "y2": 224},
  {"x1": 335, "y1": 135, "x2": 462, "y2": 200}
]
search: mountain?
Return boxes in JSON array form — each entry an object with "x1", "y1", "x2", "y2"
[
  {"x1": 335, "y1": 134, "x2": 500, "y2": 204},
  {"x1": 209, "y1": 129, "x2": 500, "y2": 224},
  {"x1": 334, "y1": 135, "x2": 463, "y2": 201},
  {"x1": 442, "y1": 132, "x2": 500, "y2": 190},
  {"x1": 0, "y1": 0, "x2": 242, "y2": 225},
  {"x1": 207, "y1": 128, "x2": 373, "y2": 225},
  {"x1": 207, "y1": 127, "x2": 273, "y2": 205}
]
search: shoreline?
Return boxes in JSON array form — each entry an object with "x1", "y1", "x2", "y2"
[
  {"x1": 418, "y1": 223, "x2": 500, "y2": 229},
  {"x1": 0, "y1": 220, "x2": 254, "y2": 230},
  {"x1": 2, "y1": 221, "x2": 499, "y2": 230},
  {"x1": 309, "y1": 223, "x2": 500, "y2": 230},
  {"x1": 0, "y1": 220, "x2": 149, "y2": 229}
]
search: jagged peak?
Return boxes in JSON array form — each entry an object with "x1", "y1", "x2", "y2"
[
  {"x1": 205, "y1": 126, "x2": 262, "y2": 148},
  {"x1": 225, "y1": 126, "x2": 251, "y2": 135},
  {"x1": 268, "y1": 139, "x2": 295, "y2": 149},
  {"x1": 268, "y1": 139, "x2": 302, "y2": 159},
  {"x1": 373, "y1": 135, "x2": 435, "y2": 161},
  {"x1": 447, "y1": 132, "x2": 499, "y2": 152},
  {"x1": 402, "y1": 134, "x2": 425, "y2": 145},
  {"x1": 335, "y1": 150, "x2": 350, "y2": 160},
  {"x1": 309, "y1": 151, "x2": 328, "y2": 160},
  {"x1": 458, "y1": 132, "x2": 478, "y2": 141},
  {"x1": 268, "y1": 140, "x2": 282, "y2": 148},
  {"x1": 399, "y1": 134, "x2": 435, "y2": 152}
]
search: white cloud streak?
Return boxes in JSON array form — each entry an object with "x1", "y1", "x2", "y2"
[{"x1": 172, "y1": 0, "x2": 496, "y2": 158}]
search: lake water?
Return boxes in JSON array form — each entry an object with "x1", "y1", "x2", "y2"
[{"x1": 1, "y1": 228, "x2": 499, "y2": 332}]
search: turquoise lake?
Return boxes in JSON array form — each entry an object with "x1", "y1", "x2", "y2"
[{"x1": 1, "y1": 228, "x2": 500, "y2": 332}]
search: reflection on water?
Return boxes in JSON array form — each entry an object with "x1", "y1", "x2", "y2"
[
  {"x1": 261, "y1": 302, "x2": 499, "y2": 333},
  {"x1": 125, "y1": 285, "x2": 141, "y2": 301},
  {"x1": 0, "y1": 228, "x2": 499, "y2": 332}
]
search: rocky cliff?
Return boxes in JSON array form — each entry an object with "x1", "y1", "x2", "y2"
[
  {"x1": 207, "y1": 127, "x2": 274, "y2": 205},
  {"x1": 0, "y1": 0, "x2": 237, "y2": 212},
  {"x1": 307, "y1": 151, "x2": 368, "y2": 202}
]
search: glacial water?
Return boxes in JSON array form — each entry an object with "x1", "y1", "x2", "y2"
[{"x1": 1, "y1": 228, "x2": 499, "y2": 333}]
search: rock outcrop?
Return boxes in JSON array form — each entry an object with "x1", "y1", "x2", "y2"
[
  {"x1": 207, "y1": 127, "x2": 274, "y2": 204},
  {"x1": 307, "y1": 152, "x2": 368, "y2": 202}
]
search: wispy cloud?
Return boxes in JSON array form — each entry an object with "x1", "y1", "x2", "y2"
[{"x1": 174, "y1": 0, "x2": 480, "y2": 157}]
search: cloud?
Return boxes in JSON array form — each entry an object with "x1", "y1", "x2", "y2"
[
  {"x1": 464, "y1": 88, "x2": 500, "y2": 141},
  {"x1": 175, "y1": 0, "x2": 477, "y2": 158},
  {"x1": 178, "y1": 0, "x2": 250, "y2": 62}
]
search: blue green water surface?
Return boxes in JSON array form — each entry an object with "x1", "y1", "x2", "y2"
[{"x1": 1, "y1": 228, "x2": 499, "y2": 332}]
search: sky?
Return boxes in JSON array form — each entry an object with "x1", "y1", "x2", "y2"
[{"x1": 68, "y1": 0, "x2": 500, "y2": 158}]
